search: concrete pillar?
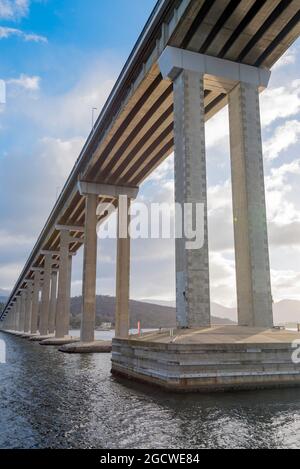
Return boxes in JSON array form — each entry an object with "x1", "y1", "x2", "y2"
[
  {"x1": 20, "y1": 291, "x2": 26, "y2": 332},
  {"x1": 40, "y1": 254, "x2": 52, "y2": 335},
  {"x1": 31, "y1": 271, "x2": 40, "y2": 334},
  {"x1": 81, "y1": 193, "x2": 98, "y2": 343},
  {"x1": 56, "y1": 231, "x2": 71, "y2": 338},
  {"x1": 173, "y1": 70, "x2": 210, "y2": 328},
  {"x1": 228, "y1": 82, "x2": 273, "y2": 328},
  {"x1": 48, "y1": 271, "x2": 58, "y2": 334},
  {"x1": 66, "y1": 255, "x2": 73, "y2": 329},
  {"x1": 24, "y1": 287, "x2": 32, "y2": 333},
  {"x1": 115, "y1": 196, "x2": 131, "y2": 339},
  {"x1": 16, "y1": 296, "x2": 21, "y2": 331}
]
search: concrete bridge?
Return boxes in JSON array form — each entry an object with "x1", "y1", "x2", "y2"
[{"x1": 1, "y1": 0, "x2": 300, "y2": 390}]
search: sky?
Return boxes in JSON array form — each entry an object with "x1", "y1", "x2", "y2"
[{"x1": 0, "y1": 0, "x2": 300, "y2": 308}]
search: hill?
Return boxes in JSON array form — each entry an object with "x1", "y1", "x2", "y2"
[{"x1": 70, "y1": 295, "x2": 235, "y2": 329}]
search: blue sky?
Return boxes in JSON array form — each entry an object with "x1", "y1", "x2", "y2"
[{"x1": 0, "y1": 0, "x2": 300, "y2": 309}]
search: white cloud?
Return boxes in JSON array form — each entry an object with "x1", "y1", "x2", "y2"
[
  {"x1": 263, "y1": 120, "x2": 300, "y2": 160},
  {"x1": 7, "y1": 73, "x2": 40, "y2": 90},
  {"x1": 261, "y1": 80, "x2": 300, "y2": 127},
  {"x1": 272, "y1": 48, "x2": 297, "y2": 70},
  {"x1": 0, "y1": 26, "x2": 47, "y2": 42},
  {"x1": 0, "y1": 0, "x2": 29, "y2": 20},
  {"x1": 38, "y1": 136, "x2": 85, "y2": 178},
  {"x1": 205, "y1": 107, "x2": 229, "y2": 148}
]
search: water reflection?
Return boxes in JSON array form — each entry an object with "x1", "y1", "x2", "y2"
[{"x1": 0, "y1": 332, "x2": 300, "y2": 449}]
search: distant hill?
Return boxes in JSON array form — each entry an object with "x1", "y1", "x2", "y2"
[
  {"x1": 70, "y1": 296, "x2": 235, "y2": 329},
  {"x1": 68, "y1": 297, "x2": 298, "y2": 328}
]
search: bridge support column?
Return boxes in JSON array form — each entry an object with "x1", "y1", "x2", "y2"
[
  {"x1": 56, "y1": 230, "x2": 72, "y2": 338},
  {"x1": 40, "y1": 254, "x2": 52, "y2": 335},
  {"x1": 115, "y1": 196, "x2": 131, "y2": 339},
  {"x1": 173, "y1": 70, "x2": 210, "y2": 328},
  {"x1": 228, "y1": 83, "x2": 273, "y2": 327},
  {"x1": 49, "y1": 270, "x2": 58, "y2": 335},
  {"x1": 81, "y1": 193, "x2": 98, "y2": 343},
  {"x1": 24, "y1": 286, "x2": 32, "y2": 333},
  {"x1": 16, "y1": 296, "x2": 21, "y2": 332},
  {"x1": 30, "y1": 271, "x2": 40, "y2": 334},
  {"x1": 12, "y1": 304, "x2": 17, "y2": 331},
  {"x1": 20, "y1": 291, "x2": 26, "y2": 332}
]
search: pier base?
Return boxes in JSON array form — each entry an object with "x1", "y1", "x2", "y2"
[
  {"x1": 111, "y1": 326, "x2": 300, "y2": 393},
  {"x1": 59, "y1": 340, "x2": 112, "y2": 353},
  {"x1": 40, "y1": 336, "x2": 80, "y2": 346},
  {"x1": 29, "y1": 334, "x2": 54, "y2": 342}
]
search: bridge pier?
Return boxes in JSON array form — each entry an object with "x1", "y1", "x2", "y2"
[
  {"x1": 228, "y1": 83, "x2": 273, "y2": 328},
  {"x1": 24, "y1": 284, "x2": 32, "y2": 333},
  {"x1": 48, "y1": 270, "x2": 58, "y2": 335},
  {"x1": 40, "y1": 254, "x2": 52, "y2": 336},
  {"x1": 80, "y1": 193, "x2": 98, "y2": 343},
  {"x1": 30, "y1": 271, "x2": 41, "y2": 335},
  {"x1": 115, "y1": 195, "x2": 131, "y2": 339},
  {"x1": 19, "y1": 290, "x2": 26, "y2": 333},
  {"x1": 55, "y1": 230, "x2": 73, "y2": 339},
  {"x1": 173, "y1": 69, "x2": 210, "y2": 328}
]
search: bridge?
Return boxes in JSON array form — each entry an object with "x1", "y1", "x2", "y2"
[{"x1": 1, "y1": 0, "x2": 300, "y2": 390}]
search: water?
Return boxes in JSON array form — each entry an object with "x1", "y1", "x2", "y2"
[{"x1": 1, "y1": 331, "x2": 300, "y2": 449}]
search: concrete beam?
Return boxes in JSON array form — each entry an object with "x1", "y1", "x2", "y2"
[
  {"x1": 40, "y1": 250, "x2": 61, "y2": 256},
  {"x1": 158, "y1": 46, "x2": 271, "y2": 90},
  {"x1": 55, "y1": 224, "x2": 85, "y2": 233},
  {"x1": 78, "y1": 181, "x2": 139, "y2": 200}
]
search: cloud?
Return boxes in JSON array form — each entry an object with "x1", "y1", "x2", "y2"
[
  {"x1": 0, "y1": 26, "x2": 47, "y2": 42},
  {"x1": 7, "y1": 73, "x2": 40, "y2": 90},
  {"x1": 272, "y1": 47, "x2": 297, "y2": 70},
  {"x1": 263, "y1": 120, "x2": 300, "y2": 160},
  {"x1": 261, "y1": 80, "x2": 300, "y2": 127},
  {"x1": 0, "y1": 0, "x2": 29, "y2": 20}
]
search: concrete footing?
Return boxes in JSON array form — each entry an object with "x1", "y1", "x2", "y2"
[
  {"x1": 40, "y1": 337, "x2": 79, "y2": 346},
  {"x1": 29, "y1": 334, "x2": 55, "y2": 342},
  {"x1": 111, "y1": 326, "x2": 300, "y2": 393},
  {"x1": 59, "y1": 340, "x2": 112, "y2": 353}
]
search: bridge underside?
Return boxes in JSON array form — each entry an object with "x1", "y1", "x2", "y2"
[{"x1": 3, "y1": 0, "x2": 299, "y2": 297}]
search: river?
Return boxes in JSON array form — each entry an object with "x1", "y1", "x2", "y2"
[{"x1": 0, "y1": 331, "x2": 300, "y2": 449}]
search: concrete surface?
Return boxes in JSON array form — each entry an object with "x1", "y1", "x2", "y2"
[
  {"x1": 112, "y1": 326, "x2": 300, "y2": 392},
  {"x1": 59, "y1": 340, "x2": 112, "y2": 354}
]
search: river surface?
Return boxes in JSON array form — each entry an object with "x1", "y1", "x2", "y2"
[{"x1": 1, "y1": 331, "x2": 300, "y2": 449}]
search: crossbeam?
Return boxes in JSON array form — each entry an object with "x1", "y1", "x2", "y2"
[
  {"x1": 78, "y1": 181, "x2": 139, "y2": 199},
  {"x1": 158, "y1": 46, "x2": 271, "y2": 90}
]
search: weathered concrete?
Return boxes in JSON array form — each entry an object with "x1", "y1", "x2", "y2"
[
  {"x1": 29, "y1": 334, "x2": 54, "y2": 342},
  {"x1": 30, "y1": 271, "x2": 40, "y2": 334},
  {"x1": 16, "y1": 296, "x2": 22, "y2": 332},
  {"x1": 40, "y1": 336, "x2": 79, "y2": 346},
  {"x1": 80, "y1": 193, "x2": 98, "y2": 343},
  {"x1": 228, "y1": 83, "x2": 273, "y2": 328},
  {"x1": 40, "y1": 254, "x2": 52, "y2": 335},
  {"x1": 59, "y1": 340, "x2": 112, "y2": 354},
  {"x1": 111, "y1": 326, "x2": 300, "y2": 392},
  {"x1": 24, "y1": 286, "x2": 32, "y2": 333},
  {"x1": 173, "y1": 70, "x2": 210, "y2": 328},
  {"x1": 55, "y1": 230, "x2": 71, "y2": 338},
  {"x1": 19, "y1": 291, "x2": 26, "y2": 333},
  {"x1": 115, "y1": 196, "x2": 131, "y2": 339},
  {"x1": 48, "y1": 270, "x2": 58, "y2": 335}
]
